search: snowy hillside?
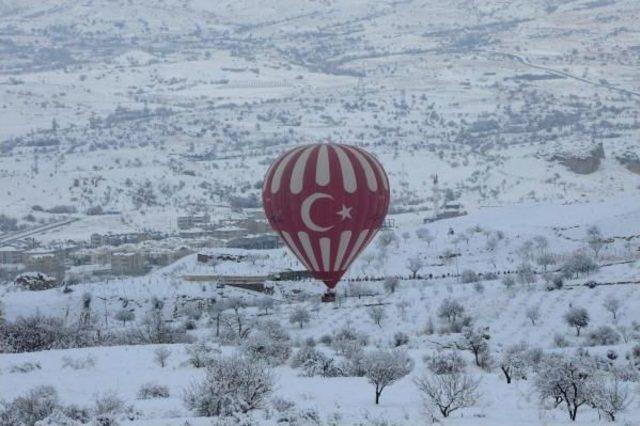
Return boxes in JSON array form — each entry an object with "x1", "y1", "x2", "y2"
[
  {"x1": 0, "y1": 0, "x2": 639, "y2": 224},
  {"x1": 2, "y1": 200, "x2": 640, "y2": 424}
]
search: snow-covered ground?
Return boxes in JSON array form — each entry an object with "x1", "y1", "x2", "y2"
[{"x1": 2, "y1": 200, "x2": 639, "y2": 424}]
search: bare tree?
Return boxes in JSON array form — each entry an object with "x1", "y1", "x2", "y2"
[
  {"x1": 591, "y1": 376, "x2": 632, "y2": 422},
  {"x1": 502, "y1": 276, "x2": 516, "y2": 289},
  {"x1": 153, "y1": 346, "x2": 171, "y2": 368},
  {"x1": 289, "y1": 306, "x2": 310, "y2": 329},
  {"x1": 416, "y1": 228, "x2": 435, "y2": 247},
  {"x1": 349, "y1": 282, "x2": 366, "y2": 299},
  {"x1": 499, "y1": 342, "x2": 529, "y2": 384},
  {"x1": 602, "y1": 296, "x2": 621, "y2": 321},
  {"x1": 383, "y1": 276, "x2": 400, "y2": 294},
  {"x1": 415, "y1": 371, "x2": 481, "y2": 418},
  {"x1": 407, "y1": 256, "x2": 424, "y2": 279},
  {"x1": 208, "y1": 301, "x2": 227, "y2": 337},
  {"x1": 376, "y1": 230, "x2": 398, "y2": 250},
  {"x1": 257, "y1": 297, "x2": 275, "y2": 315},
  {"x1": 460, "y1": 327, "x2": 491, "y2": 369},
  {"x1": 526, "y1": 305, "x2": 540, "y2": 326},
  {"x1": 367, "y1": 305, "x2": 387, "y2": 328},
  {"x1": 486, "y1": 237, "x2": 498, "y2": 252},
  {"x1": 616, "y1": 325, "x2": 630, "y2": 343},
  {"x1": 226, "y1": 297, "x2": 248, "y2": 338},
  {"x1": 534, "y1": 354, "x2": 598, "y2": 421},
  {"x1": 562, "y1": 252, "x2": 599, "y2": 278},
  {"x1": 564, "y1": 307, "x2": 590, "y2": 336},
  {"x1": 115, "y1": 309, "x2": 135, "y2": 326},
  {"x1": 437, "y1": 298, "x2": 465, "y2": 326},
  {"x1": 586, "y1": 225, "x2": 606, "y2": 260},
  {"x1": 360, "y1": 252, "x2": 376, "y2": 269},
  {"x1": 536, "y1": 253, "x2": 556, "y2": 272},
  {"x1": 186, "y1": 342, "x2": 214, "y2": 368},
  {"x1": 533, "y1": 235, "x2": 549, "y2": 255},
  {"x1": 363, "y1": 349, "x2": 414, "y2": 404}
]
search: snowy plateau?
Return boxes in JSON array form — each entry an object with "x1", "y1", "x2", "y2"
[{"x1": 0, "y1": 0, "x2": 639, "y2": 425}]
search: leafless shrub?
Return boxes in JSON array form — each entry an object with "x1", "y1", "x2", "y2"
[
  {"x1": 368, "y1": 305, "x2": 386, "y2": 327},
  {"x1": 415, "y1": 372, "x2": 481, "y2": 418},
  {"x1": 289, "y1": 306, "x2": 311, "y2": 329},
  {"x1": 62, "y1": 355, "x2": 96, "y2": 370},
  {"x1": 137, "y1": 382, "x2": 170, "y2": 399},
  {"x1": 363, "y1": 349, "x2": 414, "y2": 404},
  {"x1": 183, "y1": 354, "x2": 274, "y2": 416},
  {"x1": 425, "y1": 351, "x2": 466, "y2": 375},
  {"x1": 153, "y1": 346, "x2": 171, "y2": 368},
  {"x1": 0, "y1": 385, "x2": 60, "y2": 426}
]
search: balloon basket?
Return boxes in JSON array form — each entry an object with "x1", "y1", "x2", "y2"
[{"x1": 321, "y1": 291, "x2": 336, "y2": 303}]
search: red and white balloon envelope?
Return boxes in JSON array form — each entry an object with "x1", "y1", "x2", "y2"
[{"x1": 262, "y1": 143, "x2": 390, "y2": 299}]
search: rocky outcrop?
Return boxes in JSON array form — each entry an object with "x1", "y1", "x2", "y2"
[
  {"x1": 552, "y1": 143, "x2": 605, "y2": 175},
  {"x1": 616, "y1": 153, "x2": 640, "y2": 175}
]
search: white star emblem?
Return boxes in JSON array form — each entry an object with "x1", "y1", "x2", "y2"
[{"x1": 337, "y1": 204, "x2": 352, "y2": 221}]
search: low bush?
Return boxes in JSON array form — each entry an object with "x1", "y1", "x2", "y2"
[
  {"x1": 585, "y1": 326, "x2": 621, "y2": 346},
  {"x1": 9, "y1": 362, "x2": 41, "y2": 373},
  {"x1": 0, "y1": 385, "x2": 60, "y2": 426},
  {"x1": 137, "y1": 383, "x2": 170, "y2": 399},
  {"x1": 241, "y1": 331, "x2": 291, "y2": 366},
  {"x1": 185, "y1": 342, "x2": 217, "y2": 368},
  {"x1": 393, "y1": 332, "x2": 410, "y2": 347},
  {"x1": 460, "y1": 269, "x2": 479, "y2": 283},
  {"x1": 425, "y1": 351, "x2": 467, "y2": 375},
  {"x1": 183, "y1": 354, "x2": 274, "y2": 416},
  {"x1": 62, "y1": 355, "x2": 96, "y2": 370},
  {"x1": 331, "y1": 326, "x2": 369, "y2": 356},
  {"x1": 291, "y1": 345, "x2": 341, "y2": 377}
]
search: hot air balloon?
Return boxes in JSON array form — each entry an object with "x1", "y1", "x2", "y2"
[{"x1": 262, "y1": 143, "x2": 390, "y2": 301}]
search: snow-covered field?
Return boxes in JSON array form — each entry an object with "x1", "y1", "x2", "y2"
[{"x1": 2, "y1": 200, "x2": 640, "y2": 424}]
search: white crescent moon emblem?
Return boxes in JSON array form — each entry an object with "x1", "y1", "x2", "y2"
[{"x1": 301, "y1": 193, "x2": 334, "y2": 232}]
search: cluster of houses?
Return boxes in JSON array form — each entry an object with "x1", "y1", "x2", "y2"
[
  {"x1": 176, "y1": 210, "x2": 281, "y2": 250},
  {"x1": 187, "y1": 251, "x2": 313, "y2": 294},
  {"x1": 90, "y1": 231, "x2": 161, "y2": 248},
  {"x1": 177, "y1": 211, "x2": 272, "y2": 236},
  {"x1": 0, "y1": 245, "x2": 67, "y2": 282},
  {"x1": 0, "y1": 241, "x2": 194, "y2": 284},
  {"x1": 0, "y1": 208, "x2": 284, "y2": 287}
]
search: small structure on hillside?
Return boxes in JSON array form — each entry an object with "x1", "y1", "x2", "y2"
[
  {"x1": 90, "y1": 232, "x2": 152, "y2": 248},
  {"x1": 270, "y1": 269, "x2": 313, "y2": 281},
  {"x1": 0, "y1": 246, "x2": 24, "y2": 264},
  {"x1": 423, "y1": 202, "x2": 467, "y2": 223},
  {"x1": 177, "y1": 214, "x2": 210, "y2": 230},
  {"x1": 226, "y1": 235, "x2": 281, "y2": 250},
  {"x1": 111, "y1": 251, "x2": 146, "y2": 275},
  {"x1": 210, "y1": 226, "x2": 248, "y2": 240},
  {"x1": 183, "y1": 274, "x2": 270, "y2": 293}
]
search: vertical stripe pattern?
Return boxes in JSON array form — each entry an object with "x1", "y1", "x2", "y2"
[
  {"x1": 298, "y1": 231, "x2": 320, "y2": 271},
  {"x1": 320, "y1": 237, "x2": 331, "y2": 271},
  {"x1": 333, "y1": 230, "x2": 352, "y2": 272}
]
